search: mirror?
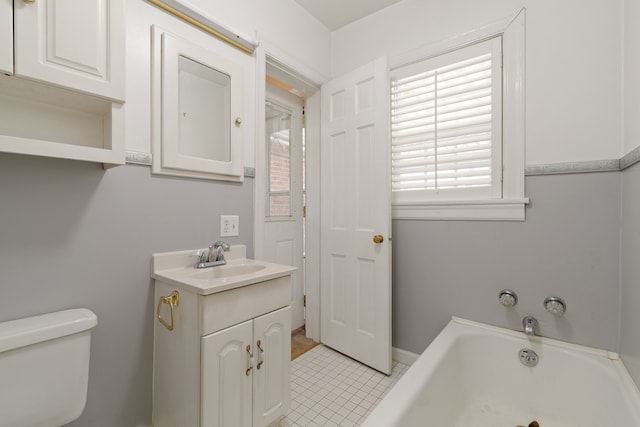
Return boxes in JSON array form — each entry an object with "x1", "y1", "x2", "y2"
[
  {"x1": 178, "y1": 56, "x2": 230, "y2": 162},
  {"x1": 151, "y1": 26, "x2": 244, "y2": 182}
]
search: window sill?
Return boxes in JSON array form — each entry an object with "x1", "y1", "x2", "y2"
[{"x1": 392, "y1": 198, "x2": 530, "y2": 221}]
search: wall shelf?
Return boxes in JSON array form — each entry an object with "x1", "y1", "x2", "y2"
[{"x1": 0, "y1": 75, "x2": 124, "y2": 167}]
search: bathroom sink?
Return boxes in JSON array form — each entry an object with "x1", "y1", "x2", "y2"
[
  {"x1": 189, "y1": 263, "x2": 266, "y2": 279},
  {"x1": 151, "y1": 245, "x2": 296, "y2": 295}
]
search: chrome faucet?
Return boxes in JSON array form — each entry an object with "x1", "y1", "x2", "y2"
[
  {"x1": 195, "y1": 241, "x2": 230, "y2": 268},
  {"x1": 522, "y1": 316, "x2": 538, "y2": 336},
  {"x1": 209, "y1": 241, "x2": 230, "y2": 263}
]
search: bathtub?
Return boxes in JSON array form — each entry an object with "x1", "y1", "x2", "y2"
[{"x1": 362, "y1": 317, "x2": 640, "y2": 427}]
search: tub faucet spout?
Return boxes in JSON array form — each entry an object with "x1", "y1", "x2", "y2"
[{"x1": 522, "y1": 316, "x2": 538, "y2": 336}]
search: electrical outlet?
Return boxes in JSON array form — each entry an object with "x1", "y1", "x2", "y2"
[{"x1": 220, "y1": 215, "x2": 239, "y2": 237}]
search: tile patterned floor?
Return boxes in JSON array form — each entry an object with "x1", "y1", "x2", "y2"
[{"x1": 280, "y1": 345, "x2": 409, "y2": 427}]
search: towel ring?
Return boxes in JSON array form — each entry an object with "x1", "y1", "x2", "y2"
[{"x1": 157, "y1": 290, "x2": 180, "y2": 331}]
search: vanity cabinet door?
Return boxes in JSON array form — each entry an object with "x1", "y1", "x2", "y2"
[
  {"x1": 253, "y1": 307, "x2": 291, "y2": 427},
  {"x1": 13, "y1": 0, "x2": 125, "y2": 102},
  {"x1": 0, "y1": 0, "x2": 11, "y2": 75},
  {"x1": 201, "y1": 320, "x2": 253, "y2": 427}
]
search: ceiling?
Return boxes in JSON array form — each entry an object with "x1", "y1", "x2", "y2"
[{"x1": 294, "y1": 0, "x2": 402, "y2": 31}]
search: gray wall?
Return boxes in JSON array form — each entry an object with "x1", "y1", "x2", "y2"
[
  {"x1": 621, "y1": 162, "x2": 640, "y2": 384},
  {"x1": 392, "y1": 171, "x2": 622, "y2": 354},
  {"x1": 0, "y1": 154, "x2": 633, "y2": 425},
  {"x1": 0, "y1": 153, "x2": 254, "y2": 427}
]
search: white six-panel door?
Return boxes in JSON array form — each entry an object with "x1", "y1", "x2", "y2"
[{"x1": 320, "y1": 57, "x2": 392, "y2": 374}]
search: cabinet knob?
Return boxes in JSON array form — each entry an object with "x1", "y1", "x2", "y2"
[{"x1": 235, "y1": 117, "x2": 242, "y2": 126}]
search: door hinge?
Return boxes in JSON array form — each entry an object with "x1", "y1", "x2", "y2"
[{"x1": 303, "y1": 295, "x2": 306, "y2": 307}]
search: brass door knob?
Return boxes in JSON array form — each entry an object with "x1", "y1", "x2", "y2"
[{"x1": 373, "y1": 235, "x2": 384, "y2": 244}]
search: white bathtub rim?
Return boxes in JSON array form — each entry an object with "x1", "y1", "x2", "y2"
[
  {"x1": 448, "y1": 317, "x2": 640, "y2": 422},
  {"x1": 449, "y1": 316, "x2": 621, "y2": 360},
  {"x1": 362, "y1": 316, "x2": 640, "y2": 427},
  {"x1": 362, "y1": 317, "x2": 465, "y2": 427}
]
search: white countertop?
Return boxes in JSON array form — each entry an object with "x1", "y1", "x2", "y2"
[{"x1": 151, "y1": 245, "x2": 297, "y2": 295}]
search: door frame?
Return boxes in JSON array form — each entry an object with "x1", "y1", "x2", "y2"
[{"x1": 254, "y1": 44, "x2": 325, "y2": 340}]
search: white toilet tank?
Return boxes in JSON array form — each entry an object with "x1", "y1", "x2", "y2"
[{"x1": 0, "y1": 309, "x2": 97, "y2": 427}]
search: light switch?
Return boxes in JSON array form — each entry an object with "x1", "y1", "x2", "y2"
[{"x1": 220, "y1": 215, "x2": 239, "y2": 237}]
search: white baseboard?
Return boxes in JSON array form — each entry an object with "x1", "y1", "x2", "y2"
[{"x1": 392, "y1": 347, "x2": 419, "y2": 365}]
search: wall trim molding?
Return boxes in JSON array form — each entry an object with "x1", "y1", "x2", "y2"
[
  {"x1": 243, "y1": 166, "x2": 256, "y2": 178},
  {"x1": 125, "y1": 147, "x2": 640, "y2": 178},
  {"x1": 525, "y1": 159, "x2": 620, "y2": 176},
  {"x1": 125, "y1": 151, "x2": 152, "y2": 165},
  {"x1": 525, "y1": 149, "x2": 640, "y2": 176},
  {"x1": 124, "y1": 151, "x2": 255, "y2": 177},
  {"x1": 620, "y1": 145, "x2": 640, "y2": 170}
]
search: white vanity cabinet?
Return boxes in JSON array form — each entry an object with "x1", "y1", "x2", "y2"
[
  {"x1": 202, "y1": 307, "x2": 291, "y2": 427},
  {"x1": 152, "y1": 260, "x2": 294, "y2": 427},
  {"x1": 0, "y1": 0, "x2": 125, "y2": 166}
]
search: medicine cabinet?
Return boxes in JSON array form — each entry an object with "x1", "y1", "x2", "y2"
[{"x1": 151, "y1": 26, "x2": 245, "y2": 182}]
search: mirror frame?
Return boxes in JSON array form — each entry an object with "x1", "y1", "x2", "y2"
[{"x1": 151, "y1": 25, "x2": 244, "y2": 182}]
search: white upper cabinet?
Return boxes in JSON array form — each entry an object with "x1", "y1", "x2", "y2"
[
  {"x1": 12, "y1": 0, "x2": 125, "y2": 102},
  {"x1": 0, "y1": 0, "x2": 125, "y2": 167}
]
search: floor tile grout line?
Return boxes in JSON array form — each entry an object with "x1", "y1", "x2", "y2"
[{"x1": 282, "y1": 344, "x2": 408, "y2": 427}]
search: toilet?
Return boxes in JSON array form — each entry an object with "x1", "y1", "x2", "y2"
[{"x1": 0, "y1": 308, "x2": 97, "y2": 427}]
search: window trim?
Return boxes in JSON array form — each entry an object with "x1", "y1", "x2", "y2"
[
  {"x1": 390, "y1": 9, "x2": 527, "y2": 221},
  {"x1": 391, "y1": 37, "x2": 502, "y2": 202}
]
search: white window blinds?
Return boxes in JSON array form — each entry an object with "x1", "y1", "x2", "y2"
[{"x1": 391, "y1": 37, "x2": 503, "y2": 202}]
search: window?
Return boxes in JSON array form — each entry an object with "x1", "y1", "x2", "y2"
[
  {"x1": 266, "y1": 101, "x2": 292, "y2": 217},
  {"x1": 389, "y1": 10, "x2": 526, "y2": 221},
  {"x1": 391, "y1": 38, "x2": 502, "y2": 201}
]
